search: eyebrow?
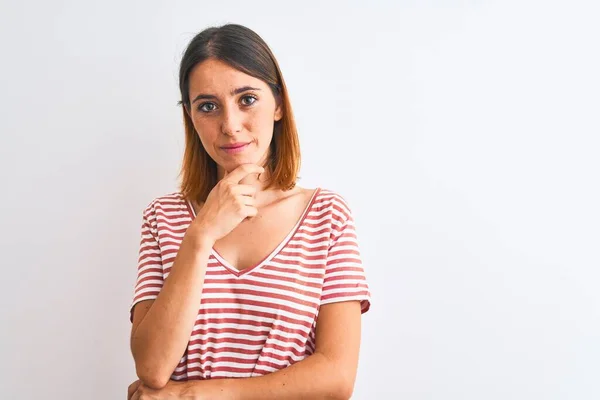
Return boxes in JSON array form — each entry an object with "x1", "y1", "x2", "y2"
[{"x1": 191, "y1": 86, "x2": 262, "y2": 104}]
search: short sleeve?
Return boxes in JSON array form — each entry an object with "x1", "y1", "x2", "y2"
[
  {"x1": 320, "y1": 198, "x2": 371, "y2": 313},
  {"x1": 129, "y1": 206, "x2": 164, "y2": 322}
]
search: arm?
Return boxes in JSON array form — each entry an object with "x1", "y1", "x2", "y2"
[
  {"x1": 131, "y1": 227, "x2": 213, "y2": 390},
  {"x1": 184, "y1": 300, "x2": 362, "y2": 400},
  {"x1": 131, "y1": 164, "x2": 267, "y2": 390}
]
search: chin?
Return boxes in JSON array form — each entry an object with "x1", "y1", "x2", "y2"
[{"x1": 220, "y1": 157, "x2": 257, "y2": 171}]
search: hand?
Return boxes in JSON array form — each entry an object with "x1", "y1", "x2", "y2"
[
  {"x1": 127, "y1": 379, "x2": 190, "y2": 400},
  {"x1": 190, "y1": 163, "x2": 264, "y2": 243}
]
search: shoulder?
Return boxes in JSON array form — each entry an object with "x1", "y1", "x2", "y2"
[
  {"x1": 313, "y1": 187, "x2": 354, "y2": 220},
  {"x1": 141, "y1": 192, "x2": 191, "y2": 221}
]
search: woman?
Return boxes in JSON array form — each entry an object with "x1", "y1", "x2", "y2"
[{"x1": 128, "y1": 24, "x2": 371, "y2": 400}]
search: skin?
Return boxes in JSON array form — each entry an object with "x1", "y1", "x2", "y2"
[
  {"x1": 184, "y1": 57, "x2": 315, "y2": 269},
  {"x1": 186, "y1": 57, "x2": 283, "y2": 191},
  {"x1": 129, "y1": 58, "x2": 362, "y2": 400}
]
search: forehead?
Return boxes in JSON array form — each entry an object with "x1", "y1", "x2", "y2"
[{"x1": 188, "y1": 58, "x2": 267, "y2": 95}]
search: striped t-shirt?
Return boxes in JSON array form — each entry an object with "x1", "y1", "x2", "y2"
[{"x1": 130, "y1": 187, "x2": 371, "y2": 380}]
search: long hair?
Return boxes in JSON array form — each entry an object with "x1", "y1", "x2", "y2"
[{"x1": 177, "y1": 24, "x2": 301, "y2": 204}]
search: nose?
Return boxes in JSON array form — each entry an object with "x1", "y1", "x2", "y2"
[{"x1": 221, "y1": 105, "x2": 243, "y2": 136}]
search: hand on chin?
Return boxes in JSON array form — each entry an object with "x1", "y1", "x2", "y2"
[{"x1": 223, "y1": 162, "x2": 262, "y2": 185}]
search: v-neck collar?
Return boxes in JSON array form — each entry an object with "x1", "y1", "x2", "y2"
[{"x1": 186, "y1": 187, "x2": 321, "y2": 277}]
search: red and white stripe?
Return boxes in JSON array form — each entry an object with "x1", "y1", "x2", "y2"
[{"x1": 130, "y1": 188, "x2": 371, "y2": 380}]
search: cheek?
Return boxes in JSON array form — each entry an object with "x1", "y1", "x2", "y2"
[
  {"x1": 192, "y1": 117, "x2": 215, "y2": 137},
  {"x1": 191, "y1": 119, "x2": 219, "y2": 149},
  {"x1": 249, "y1": 109, "x2": 276, "y2": 135}
]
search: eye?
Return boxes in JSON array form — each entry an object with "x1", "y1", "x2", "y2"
[
  {"x1": 241, "y1": 95, "x2": 257, "y2": 106},
  {"x1": 198, "y1": 102, "x2": 217, "y2": 113}
]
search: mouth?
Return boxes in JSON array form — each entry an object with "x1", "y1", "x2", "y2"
[{"x1": 220, "y1": 142, "x2": 251, "y2": 154}]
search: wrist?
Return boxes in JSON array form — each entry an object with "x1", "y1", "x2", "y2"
[
  {"x1": 210, "y1": 378, "x2": 238, "y2": 400},
  {"x1": 181, "y1": 380, "x2": 199, "y2": 399},
  {"x1": 184, "y1": 224, "x2": 216, "y2": 249},
  {"x1": 180, "y1": 378, "x2": 237, "y2": 400}
]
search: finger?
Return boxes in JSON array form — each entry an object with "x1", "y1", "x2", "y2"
[
  {"x1": 223, "y1": 164, "x2": 264, "y2": 184},
  {"x1": 244, "y1": 205, "x2": 258, "y2": 218},
  {"x1": 127, "y1": 380, "x2": 141, "y2": 400},
  {"x1": 231, "y1": 184, "x2": 257, "y2": 197},
  {"x1": 242, "y1": 196, "x2": 256, "y2": 207}
]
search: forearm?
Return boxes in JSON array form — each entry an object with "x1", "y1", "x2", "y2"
[
  {"x1": 186, "y1": 352, "x2": 352, "y2": 400},
  {"x1": 131, "y1": 232, "x2": 213, "y2": 388}
]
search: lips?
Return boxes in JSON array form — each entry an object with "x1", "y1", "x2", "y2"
[
  {"x1": 220, "y1": 142, "x2": 251, "y2": 154},
  {"x1": 221, "y1": 142, "x2": 250, "y2": 149}
]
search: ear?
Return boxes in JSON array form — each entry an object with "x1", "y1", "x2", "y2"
[{"x1": 274, "y1": 103, "x2": 283, "y2": 122}]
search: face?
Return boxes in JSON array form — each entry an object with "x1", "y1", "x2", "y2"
[{"x1": 185, "y1": 58, "x2": 283, "y2": 176}]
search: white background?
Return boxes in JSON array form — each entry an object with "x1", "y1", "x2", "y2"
[{"x1": 1, "y1": 1, "x2": 598, "y2": 399}]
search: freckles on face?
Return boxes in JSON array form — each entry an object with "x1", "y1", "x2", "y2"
[{"x1": 186, "y1": 58, "x2": 282, "y2": 168}]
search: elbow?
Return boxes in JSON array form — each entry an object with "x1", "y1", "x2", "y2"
[
  {"x1": 332, "y1": 368, "x2": 356, "y2": 400},
  {"x1": 131, "y1": 344, "x2": 173, "y2": 390},
  {"x1": 143, "y1": 378, "x2": 169, "y2": 391},
  {"x1": 335, "y1": 380, "x2": 355, "y2": 400},
  {"x1": 316, "y1": 352, "x2": 356, "y2": 400},
  {"x1": 135, "y1": 363, "x2": 171, "y2": 390}
]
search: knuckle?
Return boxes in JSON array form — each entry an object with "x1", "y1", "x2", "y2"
[{"x1": 236, "y1": 200, "x2": 245, "y2": 211}]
